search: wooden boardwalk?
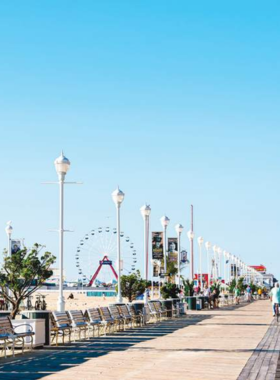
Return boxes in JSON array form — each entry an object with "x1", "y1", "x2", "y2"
[
  {"x1": 238, "y1": 318, "x2": 280, "y2": 380},
  {"x1": 0, "y1": 300, "x2": 275, "y2": 380}
]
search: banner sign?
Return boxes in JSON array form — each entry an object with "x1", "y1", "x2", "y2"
[
  {"x1": 181, "y1": 250, "x2": 188, "y2": 263},
  {"x1": 11, "y1": 239, "x2": 22, "y2": 254},
  {"x1": 152, "y1": 232, "x2": 163, "y2": 259},
  {"x1": 168, "y1": 237, "x2": 178, "y2": 262}
]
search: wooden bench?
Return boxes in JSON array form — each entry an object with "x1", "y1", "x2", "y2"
[
  {"x1": 68, "y1": 310, "x2": 88, "y2": 341},
  {"x1": 51, "y1": 311, "x2": 72, "y2": 345},
  {"x1": 99, "y1": 307, "x2": 116, "y2": 334},
  {"x1": 117, "y1": 305, "x2": 133, "y2": 329},
  {"x1": 0, "y1": 316, "x2": 34, "y2": 356},
  {"x1": 148, "y1": 302, "x2": 160, "y2": 322},
  {"x1": 152, "y1": 301, "x2": 168, "y2": 320},
  {"x1": 109, "y1": 305, "x2": 125, "y2": 331},
  {"x1": 127, "y1": 304, "x2": 143, "y2": 326},
  {"x1": 84, "y1": 308, "x2": 104, "y2": 337}
]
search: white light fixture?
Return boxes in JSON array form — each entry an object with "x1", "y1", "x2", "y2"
[
  {"x1": 187, "y1": 230, "x2": 195, "y2": 240},
  {"x1": 112, "y1": 186, "x2": 125, "y2": 206},
  {"x1": 160, "y1": 215, "x2": 170, "y2": 227},
  {"x1": 54, "y1": 151, "x2": 70, "y2": 176}
]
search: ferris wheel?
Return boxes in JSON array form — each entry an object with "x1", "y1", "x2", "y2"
[{"x1": 75, "y1": 226, "x2": 138, "y2": 286}]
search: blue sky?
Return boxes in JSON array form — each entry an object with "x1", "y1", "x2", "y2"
[{"x1": 0, "y1": 1, "x2": 279, "y2": 280}]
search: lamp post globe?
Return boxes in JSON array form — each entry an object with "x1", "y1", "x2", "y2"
[
  {"x1": 140, "y1": 204, "x2": 151, "y2": 218},
  {"x1": 54, "y1": 151, "x2": 70, "y2": 178},
  {"x1": 5, "y1": 221, "x2": 13, "y2": 238},
  {"x1": 187, "y1": 230, "x2": 195, "y2": 241},
  {"x1": 160, "y1": 215, "x2": 170, "y2": 228},
  {"x1": 112, "y1": 187, "x2": 125, "y2": 206}
]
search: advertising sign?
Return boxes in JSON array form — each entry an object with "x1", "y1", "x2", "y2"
[
  {"x1": 181, "y1": 250, "x2": 188, "y2": 263},
  {"x1": 152, "y1": 232, "x2": 163, "y2": 260},
  {"x1": 11, "y1": 239, "x2": 22, "y2": 254},
  {"x1": 168, "y1": 237, "x2": 178, "y2": 262}
]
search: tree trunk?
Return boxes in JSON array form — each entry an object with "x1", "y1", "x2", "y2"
[{"x1": 10, "y1": 300, "x2": 21, "y2": 319}]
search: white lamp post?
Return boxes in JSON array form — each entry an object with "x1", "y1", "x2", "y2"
[
  {"x1": 140, "y1": 204, "x2": 151, "y2": 304},
  {"x1": 150, "y1": 259, "x2": 155, "y2": 298},
  {"x1": 5, "y1": 221, "x2": 13, "y2": 308},
  {"x1": 160, "y1": 216, "x2": 170, "y2": 278},
  {"x1": 197, "y1": 237, "x2": 204, "y2": 289},
  {"x1": 5, "y1": 221, "x2": 13, "y2": 258},
  {"x1": 54, "y1": 152, "x2": 71, "y2": 312},
  {"x1": 205, "y1": 242, "x2": 211, "y2": 286},
  {"x1": 212, "y1": 245, "x2": 218, "y2": 281},
  {"x1": 175, "y1": 224, "x2": 184, "y2": 292},
  {"x1": 228, "y1": 253, "x2": 232, "y2": 282},
  {"x1": 187, "y1": 230, "x2": 195, "y2": 280},
  {"x1": 217, "y1": 247, "x2": 222, "y2": 279},
  {"x1": 112, "y1": 187, "x2": 125, "y2": 303},
  {"x1": 223, "y1": 250, "x2": 227, "y2": 283}
]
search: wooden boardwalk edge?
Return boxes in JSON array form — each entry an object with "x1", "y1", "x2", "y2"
[{"x1": 238, "y1": 320, "x2": 280, "y2": 380}]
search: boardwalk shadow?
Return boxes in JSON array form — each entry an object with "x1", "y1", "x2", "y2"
[{"x1": 0, "y1": 316, "x2": 210, "y2": 380}]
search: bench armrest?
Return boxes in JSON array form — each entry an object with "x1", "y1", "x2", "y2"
[{"x1": 13, "y1": 324, "x2": 34, "y2": 332}]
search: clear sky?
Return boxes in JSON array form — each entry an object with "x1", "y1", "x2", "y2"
[{"x1": 0, "y1": 1, "x2": 279, "y2": 281}]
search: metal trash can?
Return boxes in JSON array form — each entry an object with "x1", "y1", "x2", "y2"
[
  {"x1": 21, "y1": 310, "x2": 51, "y2": 345},
  {"x1": 179, "y1": 302, "x2": 187, "y2": 315},
  {"x1": 196, "y1": 299, "x2": 202, "y2": 310}
]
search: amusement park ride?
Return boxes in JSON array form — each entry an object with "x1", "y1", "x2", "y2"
[{"x1": 75, "y1": 226, "x2": 137, "y2": 286}]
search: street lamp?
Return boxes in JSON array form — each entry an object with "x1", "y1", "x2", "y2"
[
  {"x1": 160, "y1": 216, "x2": 170, "y2": 278},
  {"x1": 112, "y1": 186, "x2": 125, "y2": 303},
  {"x1": 197, "y1": 237, "x2": 204, "y2": 289},
  {"x1": 223, "y1": 250, "x2": 227, "y2": 283},
  {"x1": 187, "y1": 230, "x2": 195, "y2": 280},
  {"x1": 205, "y1": 241, "x2": 211, "y2": 286},
  {"x1": 212, "y1": 245, "x2": 218, "y2": 281},
  {"x1": 5, "y1": 221, "x2": 13, "y2": 257},
  {"x1": 140, "y1": 204, "x2": 151, "y2": 304},
  {"x1": 175, "y1": 224, "x2": 184, "y2": 293},
  {"x1": 5, "y1": 221, "x2": 13, "y2": 308},
  {"x1": 217, "y1": 247, "x2": 222, "y2": 280},
  {"x1": 54, "y1": 152, "x2": 71, "y2": 312}
]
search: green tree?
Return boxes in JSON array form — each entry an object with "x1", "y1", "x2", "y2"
[
  {"x1": 237, "y1": 277, "x2": 246, "y2": 292},
  {"x1": 116, "y1": 270, "x2": 148, "y2": 302},
  {"x1": 182, "y1": 278, "x2": 195, "y2": 296},
  {"x1": 228, "y1": 278, "x2": 236, "y2": 294},
  {"x1": 160, "y1": 283, "x2": 180, "y2": 299},
  {"x1": 0, "y1": 244, "x2": 55, "y2": 319}
]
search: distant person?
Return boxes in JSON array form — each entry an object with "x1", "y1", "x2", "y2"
[
  {"x1": 246, "y1": 285, "x2": 252, "y2": 302},
  {"x1": 67, "y1": 293, "x2": 74, "y2": 300},
  {"x1": 210, "y1": 289, "x2": 219, "y2": 309},
  {"x1": 203, "y1": 286, "x2": 211, "y2": 308},
  {"x1": 234, "y1": 287, "x2": 240, "y2": 305},
  {"x1": 258, "y1": 288, "x2": 262, "y2": 300},
  {"x1": 270, "y1": 283, "x2": 280, "y2": 317}
]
